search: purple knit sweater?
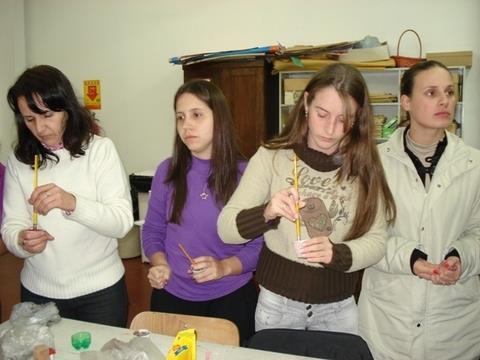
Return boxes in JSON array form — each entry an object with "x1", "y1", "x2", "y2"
[{"x1": 142, "y1": 156, "x2": 262, "y2": 301}]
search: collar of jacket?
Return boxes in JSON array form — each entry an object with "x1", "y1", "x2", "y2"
[{"x1": 381, "y1": 127, "x2": 480, "y2": 175}]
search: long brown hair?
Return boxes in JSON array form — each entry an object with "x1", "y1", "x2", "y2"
[
  {"x1": 166, "y1": 79, "x2": 244, "y2": 224},
  {"x1": 266, "y1": 63, "x2": 395, "y2": 239}
]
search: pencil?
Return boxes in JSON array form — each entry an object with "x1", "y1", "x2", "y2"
[
  {"x1": 32, "y1": 154, "x2": 39, "y2": 230},
  {"x1": 178, "y1": 243, "x2": 195, "y2": 265},
  {"x1": 293, "y1": 154, "x2": 301, "y2": 242}
]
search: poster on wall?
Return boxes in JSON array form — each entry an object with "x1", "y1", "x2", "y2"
[{"x1": 83, "y1": 80, "x2": 101, "y2": 110}]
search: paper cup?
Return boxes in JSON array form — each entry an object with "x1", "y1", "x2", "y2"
[{"x1": 294, "y1": 240, "x2": 306, "y2": 258}]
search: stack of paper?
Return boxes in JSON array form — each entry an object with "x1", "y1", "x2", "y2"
[
  {"x1": 169, "y1": 45, "x2": 283, "y2": 65},
  {"x1": 338, "y1": 44, "x2": 390, "y2": 63},
  {"x1": 373, "y1": 115, "x2": 386, "y2": 139},
  {"x1": 369, "y1": 93, "x2": 398, "y2": 103}
]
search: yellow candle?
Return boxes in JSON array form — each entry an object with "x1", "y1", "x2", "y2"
[
  {"x1": 32, "y1": 154, "x2": 39, "y2": 229},
  {"x1": 293, "y1": 154, "x2": 301, "y2": 241}
]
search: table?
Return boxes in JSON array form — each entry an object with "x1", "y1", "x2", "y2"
[{"x1": 1, "y1": 318, "x2": 320, "y2": 359}]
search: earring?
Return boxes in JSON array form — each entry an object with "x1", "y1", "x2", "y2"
[{"x1": 305, "y1": 110, "x2": 309, "y2": 119}]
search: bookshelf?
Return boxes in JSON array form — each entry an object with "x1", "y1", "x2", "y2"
[{"x1": 279, "y1": 66, "x2": 466, "y2": 140}]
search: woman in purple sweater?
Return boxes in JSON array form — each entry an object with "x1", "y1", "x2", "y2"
[{"x1": 142, "y1": 80, "x2": 262, "y2": 344}]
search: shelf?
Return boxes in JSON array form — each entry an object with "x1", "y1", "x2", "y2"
[
  {"x1": 371, "y1": 103, "x2": 399, "y2": 106},
  {"x1": 279, "y1": 66, "x2": 466, "y2": 139}
]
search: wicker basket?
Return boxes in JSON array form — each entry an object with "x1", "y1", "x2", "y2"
[{"x1": 391, "y1": 29, "x2": 425, "y2": 68}]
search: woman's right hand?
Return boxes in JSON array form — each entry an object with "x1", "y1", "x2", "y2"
[
  {"x1": 19, "y1": 229, "x2": 54, "y2": 253},
  {"x1": 264, "y1": 186, "x2": 303, "y2": 222},
  {"x1": 147, "y1": 263, "x2": 171, "y2": 289}
]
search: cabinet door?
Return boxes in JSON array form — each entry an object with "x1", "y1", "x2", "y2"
[{"x1": 183, "y1": 59, "x2": 276, "y2": 158}]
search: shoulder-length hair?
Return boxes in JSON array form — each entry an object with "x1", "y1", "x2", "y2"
[
  {"x1": 7, "y1": 65, "x2": 96, "y2": 167},
  {"x1": 266, "y1": 63, "x2": 395, "y2": 239},
  {"x1": 166, "y1": 79, "x2": 244, "y2": 224}
]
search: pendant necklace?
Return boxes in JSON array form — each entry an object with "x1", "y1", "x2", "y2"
[{"x1": 200, "y1": 182, "x2": 209, "y2": 200}]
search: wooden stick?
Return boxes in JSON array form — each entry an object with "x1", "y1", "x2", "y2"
[
  {"x1": 32, "y1": 154, "x2": 39, "y2": 230},
  {"x1": 293, "y1": 154, "x2": 301, "y2": 242},
  {"x1": 178, "y1": 243, "x2": 195, "y2": 265}
]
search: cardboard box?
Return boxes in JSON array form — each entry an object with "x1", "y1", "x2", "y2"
[
  {"x1": 426, "y1": 51, "x2": 472, "y2": 68},
  {"x1": 284, "y1": 78, "x2": 310, "y2": 91}
]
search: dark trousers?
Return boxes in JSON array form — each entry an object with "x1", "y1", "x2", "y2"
[
  {"x1": 151, "y1": 279, "x2": 258, "y2": 345},
  {"x1": 21, "y1": 276, "x2": 128, "y2": 327}
]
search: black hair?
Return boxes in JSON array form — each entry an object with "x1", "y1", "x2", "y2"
[{"x1": 7, "y1": 65, "x2": 97, "y2": 166}]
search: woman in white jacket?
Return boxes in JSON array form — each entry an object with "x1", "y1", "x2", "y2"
[{"x1": 358, "y1": 60, "x2": 480, "y2": 359}]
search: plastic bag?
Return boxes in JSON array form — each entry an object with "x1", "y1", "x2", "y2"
[
  {"x1": 0, "y1": 324, "x2": 54, "y2": 360},
  {"x1": 9, "y1": 302, "x2": 61, "y2": 327},
  {"x1": 0, "y1": 302, "x2": 59, "y2": 360},
  {"x1": 80, "y1": 337, "x2": 166, "y2": 360}
]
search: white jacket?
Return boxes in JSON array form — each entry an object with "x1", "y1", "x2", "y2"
[{"x1": 358, "y1": 128, "x2": 480, "y2": 360}]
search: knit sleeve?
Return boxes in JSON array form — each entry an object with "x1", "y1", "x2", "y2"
[
  {"x1": 230, "y1": 234, "x2": 264, "y2": 273},
  {"x1": 141, "y1": 160, "x2": 170, "y2": 259},
  {"x1": 1, "y1": 155, "x2": 36, "y2": 258},
  {"x1": 236, "y1": 204, "x2": 280, "y2": 239},
  {"x1": 344, "y1": 200, "x2": 388, "y2": 272},
  {"x1": 65, "y1": 137, "x2": 133, "y2": 238},
  {"x1": 323, "y1": 243, "x2": 352, "y2": 272},
  {"x1": 218, "y1": 147, "x2": 275, "y2": 244}
]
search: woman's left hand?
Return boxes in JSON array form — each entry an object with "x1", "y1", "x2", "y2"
[
  {"x1": 431, "y1": 256, "x2": 461, "y2": 286},
  {"x1": 29, "y1": 183, "x2": 76, "y2": 215},
  {"x1": 190, "y1": 256, "x2": 226, "y2": 283},
  {"x1": 298, "y1": 236, "x2": 333, "y2": 264}
]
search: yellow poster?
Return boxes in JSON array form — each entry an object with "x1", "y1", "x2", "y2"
[{"x1": 83, "y1": 80, "x2": 101, "y2": 110}]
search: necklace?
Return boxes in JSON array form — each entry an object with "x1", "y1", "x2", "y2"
[
  {"x1": 42, "y1": 142, "x2": 64, "y2": 151},
  {"x1": 200, "y1": 182, "x2": 209, "y2": 200}
]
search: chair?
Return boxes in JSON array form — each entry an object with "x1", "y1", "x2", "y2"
[
  {"x1": 129, "y1": 311, "x2": 240, "y2": 346},
  {"x1": 247, "y1": 328, "x2": 373, "y2": 360}
]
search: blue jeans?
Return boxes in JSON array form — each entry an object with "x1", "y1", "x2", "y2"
[
  {"x1": 21, "y1": 276, "x2": 128, "y2": 327},
  {"x1": 255, "y1": 286, "x2": 358, "y2": 334}
]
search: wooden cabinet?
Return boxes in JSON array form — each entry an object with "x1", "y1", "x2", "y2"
[{"x1": 183, "y1": 59, "x2": 278, "y2": 158}]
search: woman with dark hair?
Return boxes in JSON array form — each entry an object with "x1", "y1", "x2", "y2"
[
  {"x1": 359, "y1": 60, "x2": 480, "y2": 359},
  {"x1": 1, "y1": 65, "x2": 133, "y2": 326},
  {"x1": 142, "y1": 79, "x2": 262, "y2": 344},
  {"x1": 218, "y1": 63, "x2": 395, "y2": 334}
]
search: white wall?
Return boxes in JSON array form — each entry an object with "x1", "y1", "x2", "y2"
[
  {"x1": 0, "y1": 0, "x2": 25, "y2": 163},
  {"x1": 9, "y1": 0, "x2": 480, "y2": 173}
]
